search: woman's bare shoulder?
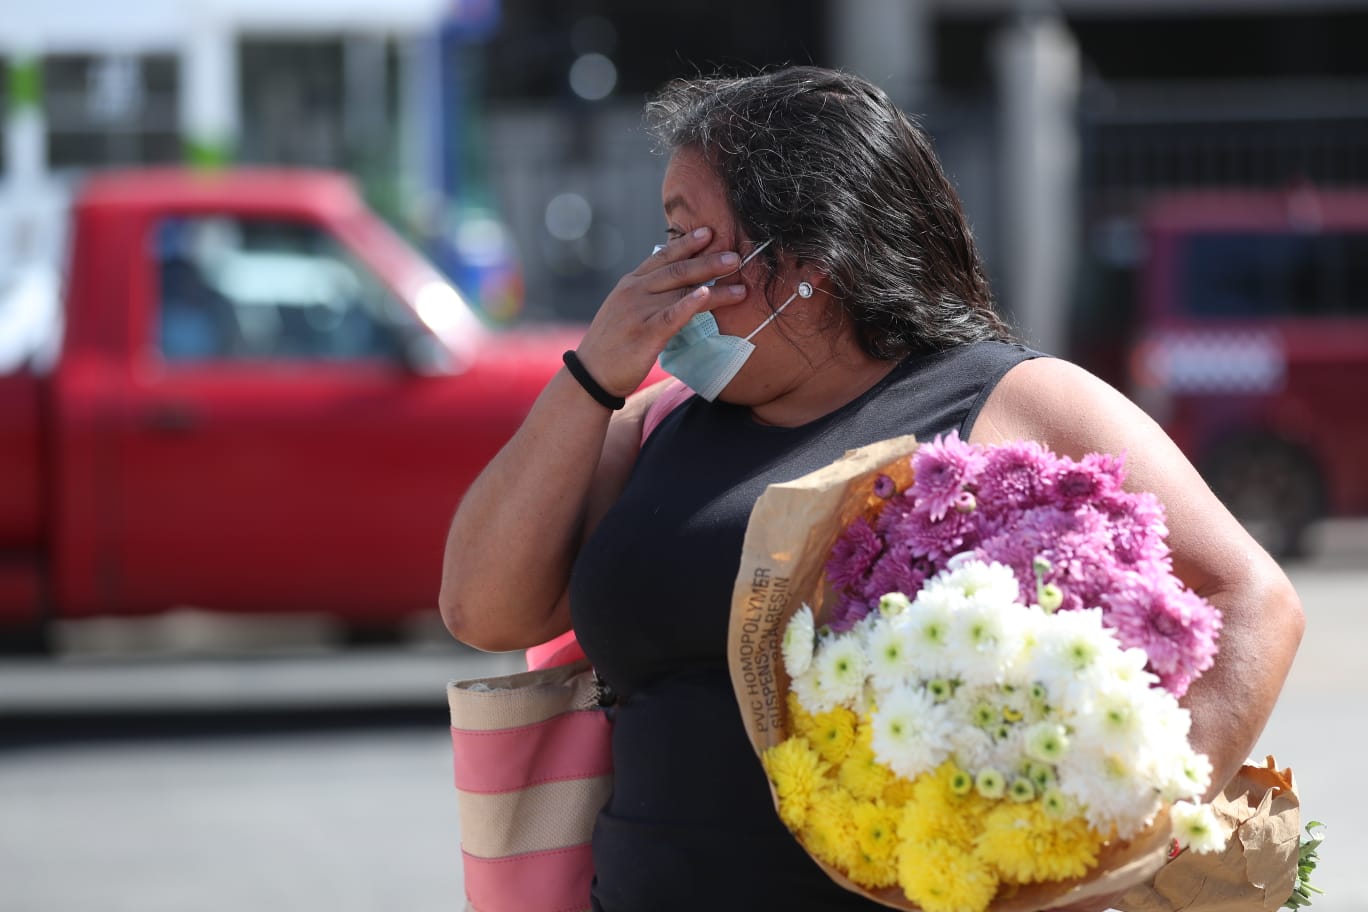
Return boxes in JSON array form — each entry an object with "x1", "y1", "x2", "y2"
[{"x1": 972, "y1": 356, "x2": 1151, "y2": 454}]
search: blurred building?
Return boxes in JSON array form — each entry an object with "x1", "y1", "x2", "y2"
[
  {"x1": 465, "y1": 0, "x2": 1368, "y2": 364},
  {"x1": 3, "y1": 0, "x2": 1367, "y2": 349},
  {"x1": 0, "y1": 0, "x2": 513, "y2": 318}
]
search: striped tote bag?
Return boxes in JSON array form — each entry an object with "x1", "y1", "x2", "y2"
[{"x1": 448, "y1": 658, "x2": 614, "y2": 912}]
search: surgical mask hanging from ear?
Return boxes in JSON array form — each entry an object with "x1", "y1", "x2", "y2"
[{"x1": 659, "y1": 262, "x2": 814, "y2": 401}]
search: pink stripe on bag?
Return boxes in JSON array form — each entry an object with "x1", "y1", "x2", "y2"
[
  {"x1": 452, "y1": 710, "x2": 613, "y2": 794},
  {"x1": 463, "y1": 844, "x2": 595, "y2": 912}
]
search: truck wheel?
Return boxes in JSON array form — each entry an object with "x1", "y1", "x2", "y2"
[
  {"x1": 0, "y1": 620, "x2": 53, "y2": 656},
  {"x1": 341, "y1": 621, "x2": 406, "y2": 649},
  {"x1": 1203, "y1": 437, "x2": 1324, "y2": 559}
]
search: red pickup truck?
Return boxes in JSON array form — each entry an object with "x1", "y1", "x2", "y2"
[{"x1": 0, "y1": 168, "x2": 585, "y2": 651}]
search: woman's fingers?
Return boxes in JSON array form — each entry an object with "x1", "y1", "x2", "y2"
[
  {"x1": 643, "y1": 250, "x2": 742, "y2": 294},
  {"x1": 633, "y1": 227, "x2": 743, "y2": 292},
  {"x1": 631, "y1": 226, "x2": 712, "y2": 275},
  {"x1": 658, "y1": 282, "x2": 745, "y2": 332}
]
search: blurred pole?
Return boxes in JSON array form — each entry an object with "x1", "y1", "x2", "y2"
[
  {"x1": 994, "y1": 10, "x2": 1080, "y2": 356},
  {"x1": 828, "y1": 0, "x2": 930, "y2": 111},
  {"x1": 0, "y1": 39, "x2": 62, "y2": 369},
  {"x1": 4, "y1": 54, "x2": 47, "y2": 193},
  {"x1": 180, "y1": 9, "x2": 237, "y2": 168},
  {"x1": 2, "y1": 44, "x2": 61, "y2": 273},
  {"x1": 398, "y1": 32, "x2": 443, "y2": 232},
  {"x1": 343, "y1": 34, "x2": 389, "y2": 163}
]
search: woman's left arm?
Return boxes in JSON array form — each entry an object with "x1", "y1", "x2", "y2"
[{"x1": 970, "y1": 356, "x2": 1305, "y2": 797}]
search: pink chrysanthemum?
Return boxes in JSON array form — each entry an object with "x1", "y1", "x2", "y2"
[
  {"x1": 827, "y1": 517, "x2": 883, "y2": 593},
  {"x1": 874, "y1": 492, "x2": 917, "y2": 538},
  {"x1": 1054, "y1": 452, "x2": 1126, "y2": 510},
  {"x1": 889, "y1": 504, "x2": 982, "y2": 565},
  {"x1": 974, "y1": 439, "x2": 1059, "y2": 520},
  {"x1": 828, "y1": 592, "x2": 873, "y2": 633},
  {"x1": 861, "y1": 541, "x2": 932, "y2": 604},
  {"x1": 1097, "y1": 490, "x2": 1171, "y2": 566},
  {"x1": 911, "y1": 431, "x2": 986, "y2": 521},
  {"x1": 976, "y1": 506, "x2": 1118, "y2": 612},
  {"x1": 1102, "y1": 565, "x2": 1223, "y2": 697}
]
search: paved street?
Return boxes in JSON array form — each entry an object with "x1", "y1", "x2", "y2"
[{"x1": 0, "y1": 550, "x2": 1362, "y2": 912}]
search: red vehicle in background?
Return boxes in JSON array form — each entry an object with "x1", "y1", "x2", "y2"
[
  {"x1": 1126, "y1": 186, "x2": 1368, "y2": 557},
  {"x1": 0, "y1": 168, "x2": 588, "y2": 651}
]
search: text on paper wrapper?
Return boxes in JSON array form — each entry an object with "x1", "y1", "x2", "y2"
[{"x1": 738, "y1": 567, "x2": 790, "y2": 734}]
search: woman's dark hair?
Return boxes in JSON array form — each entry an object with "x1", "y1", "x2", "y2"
[{"x1": 645, "y1": 66, "x2": 1014, "y2": 359}]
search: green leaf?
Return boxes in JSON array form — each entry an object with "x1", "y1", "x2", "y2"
[{"x1": 1283, "y1": 821, "x2": 1326, "y2": 910}]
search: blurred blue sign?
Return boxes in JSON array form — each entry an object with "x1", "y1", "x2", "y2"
[{"x1": 444, "y1": 0, "x2": 499, "y2": 39}]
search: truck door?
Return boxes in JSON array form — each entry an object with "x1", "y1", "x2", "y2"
[{"x1": 113, "y1": 213, "x2": 505, "y2": 625}]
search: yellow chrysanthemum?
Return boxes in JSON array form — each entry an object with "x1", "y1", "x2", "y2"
[
  {"x1": 898, "y1": 763, "x2": 993, "y2": 850},
  {"x1": 897, "y1": 838, "x2": 1000, "y2": 912},
  {"x1": 788, "y1": 691, "x2": 816, "y2": 739},
  {"x1": 974, "y1": 800, "x2": 1104, "y2": 884},
  {"x1": 882, "y1": 776, "x2": 919, "y2": 807},
  {"x1": 838, "y1": 740, "x2": 894, "y2": 801},
  {"x1": 803, "y1": 787, "x2": 860, "y2": 870},
  {"x1": 846, "y1": 848, "x2": 899, "y2": 889},
  {"x1": 829, "y1": 799, "x2": 899, "y2": 888},
  {"x1": 853, "y1": 800, "x2": 900, "y2": 861},
  {"x1": 809, "y1": 705, "x2": 859, "y2": 765},
  {"x1": 761, "y1": 736, "x2": 828, "y2": 831}
]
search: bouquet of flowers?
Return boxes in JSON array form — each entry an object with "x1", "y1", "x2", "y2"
[{"x1": 727, "y1": 434, "x2": 1237, "y2": 912}]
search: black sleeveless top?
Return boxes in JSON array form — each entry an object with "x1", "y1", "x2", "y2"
[{"x1": 570, "y1": 341, "x2": 1040, "y2": 911}]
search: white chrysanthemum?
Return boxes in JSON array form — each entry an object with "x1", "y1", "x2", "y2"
[
  {"x1": 870, "y1": 685, "x2": 953, "y2": 779},
  {"x1": 847, "y1": 610, "x2": 882, "y2": 648},
  {"x1": 1029, "y1": 608, "x2": 1120, "y2": 697},
  {"x1": 1171, "y1": 800, "x2": 1228, "y2": 854},
  {"x1": 781, "y1": 604, "x2": 817, "y2": 678},
  {"x1": 903, "y1": 593, "x2": 957, "y2": 679},
  {"x1": 943, "y1": 558, "x2": 1022, "y2": 608},
  {"x1": 986, "y1": 721, "x2": 1031, "y2": 774},
  {"x1": 811, "y1": 635, "x2": 867, "y2": 710},
  {"x1": 947, "y1": 722, "x2": 995, "y2": 772},
  {"x1": 1146, "y1": 697, "x2": 1193, "y2": 744},
  {"x1": 865, "y1": 618, "x2": 913, "y2": 695},
  {"x1": 1083, "y1": 684, "x2": 1148, "y2": 746},
  {"x1": 1003, "y1": 610, "x2": 1048, "y2": 681},
  {"x1": 1059, "y1": 749, "x2": 1162, "y2": 837},
  {"x1": 789, "y1": 665, "x2": 828, "y2": 714},
  {"x1": 914, "y1": 572, "x2": 969, "y2": 614},
  {"x1": 947, "y1": 599, "x2": 1023, "y2": 687},
  {"x1": 1023, "y1": 721, "x2": 1071, "y2": 765},
  {"x1": 1095, "y1": 643, "x2": 1159, "y2": 688},
  {"x1": 1157, "y1": 749, "x2": 1213, "y2": 803}
]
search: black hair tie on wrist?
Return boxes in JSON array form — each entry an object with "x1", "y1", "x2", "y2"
[{"x1": 562, "y1": 350, "x2": 626, "y2": 411}]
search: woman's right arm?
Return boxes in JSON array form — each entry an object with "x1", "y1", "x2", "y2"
[{"x1": 438, "y1": 226, "x2": 743, "y2": 651}]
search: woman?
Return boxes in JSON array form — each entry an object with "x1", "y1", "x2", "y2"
[{"x1": 439, "y1": 67, "x2": 1303, "y2": 911}]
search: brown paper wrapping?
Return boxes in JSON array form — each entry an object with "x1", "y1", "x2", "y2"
[
  {"x1": 726, "y1": 435, "x2": 1173, "y2": 911},
  {"x1": 1118, "y1": 756, "x2": 1301, "y2": 912}
]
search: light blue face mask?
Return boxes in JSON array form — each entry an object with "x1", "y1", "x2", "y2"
[{"x1": 654, "y1": 239, "x2": 812, "y2": 401}]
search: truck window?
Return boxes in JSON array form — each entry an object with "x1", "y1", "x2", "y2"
[
  {"x1": 153, "y1": 216, "x2": 412, "y2": 363},
  {"x1": 1179, "y1": 231, "x2": 1368, "y2": 319}
]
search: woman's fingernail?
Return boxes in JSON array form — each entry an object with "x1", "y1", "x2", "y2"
[
  {"x1": 689, "y1": 285, "x2": 709, "y2": 298},
  {"x1": 727, "y1": 284, "x2": 746, "y2": 296},
  {"x1": 720, "y1": 252, "x2": 740, "y2": 265},
  {"x1": 692, "y1": 227, "x2": 709, "y2": 239}
]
